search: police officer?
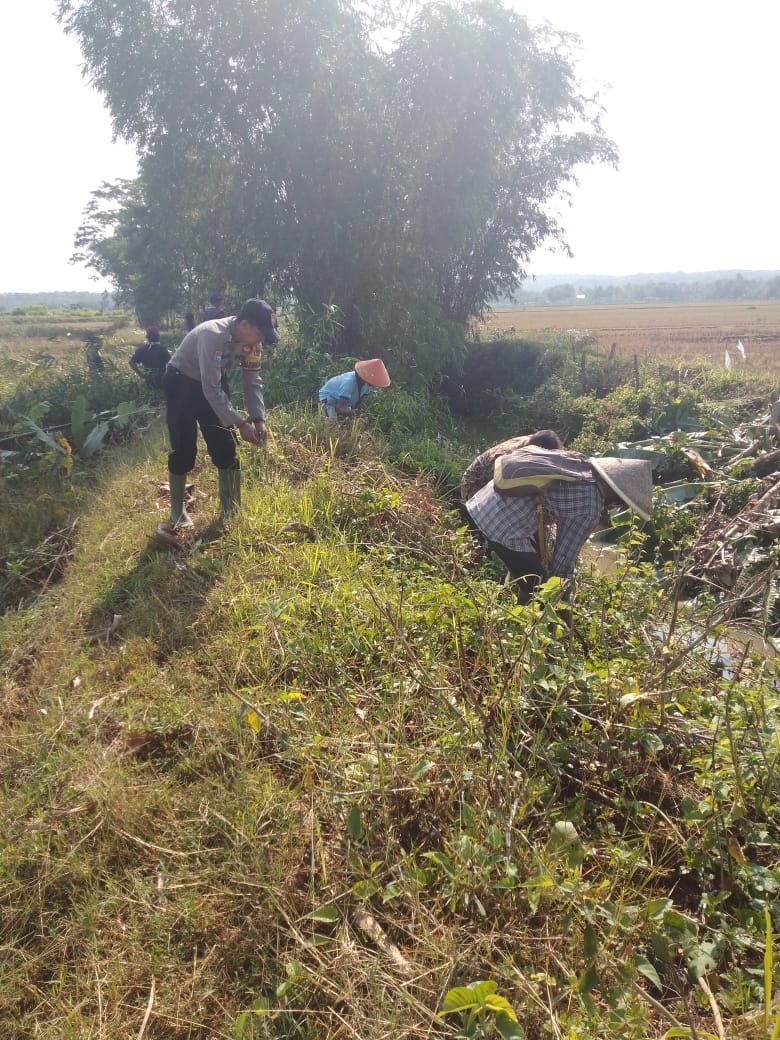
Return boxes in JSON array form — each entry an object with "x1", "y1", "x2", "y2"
[{"x1": 162, "y1": 298, "x2": 279, "y2": 527}]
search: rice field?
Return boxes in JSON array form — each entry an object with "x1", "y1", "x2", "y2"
[{"x1": 483, "y1": 299, "x2": 780, "y2": 373}]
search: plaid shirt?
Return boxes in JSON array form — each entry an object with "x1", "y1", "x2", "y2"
[{"x1": 466, "y1": 476, "x2": 604, "y2": 577}]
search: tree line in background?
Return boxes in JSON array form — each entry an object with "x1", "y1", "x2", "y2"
[
  {"x1": 511, "y1": 271, "x2": 780, "y2": 307},
  {"x1": 58, "y1": 0, "x2": 615, "y2": 379},
  {"x1": 0, "y1": 292, "x2": 117, "y2": 312}
]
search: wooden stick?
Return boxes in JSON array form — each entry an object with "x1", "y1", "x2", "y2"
[{"x1": 352, "y1": 910, "x2": 413, "y2": 977}]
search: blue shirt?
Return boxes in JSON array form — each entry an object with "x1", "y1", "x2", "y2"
[{"x1": 318, "y1": 371, "x2": 371, "y2": 407}]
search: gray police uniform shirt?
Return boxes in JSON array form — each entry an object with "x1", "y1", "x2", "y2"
[{"x1": 167, "y1": 317, "x2": 265, "y2": 428}]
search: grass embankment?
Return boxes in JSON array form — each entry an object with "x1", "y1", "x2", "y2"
[
  {"x1": 4, "y1": 308, "x2": 780, "y2": 1038},
  {"x1": 2, "y1": 404, "x2": 780, "y2": 1040}
]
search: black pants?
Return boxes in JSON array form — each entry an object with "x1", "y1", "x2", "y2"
[
  {"x1": 464, "y1": 507, "x2": 543, "y2": 604},
  {"x1": 162, "y1": 366, "x2": 238, "y2": 475},
  {"x1": 489, "y1": 545, "x2": 544, "y2": 603}
]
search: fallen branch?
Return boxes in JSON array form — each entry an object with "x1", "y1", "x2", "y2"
[
  {"x1": 698, "y1": 975, "x2": 726, "y2": 1040},
  {"x1": 352, "y1": 910, "x2": 413, "y2": 977}
]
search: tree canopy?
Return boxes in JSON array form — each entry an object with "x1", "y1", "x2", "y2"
[{"x1": 60, "y1": 0, "x2": 616, "y2": 373}]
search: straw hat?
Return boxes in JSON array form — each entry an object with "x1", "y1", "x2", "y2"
[
  {"x1": 355, "y1": 358, "x2": 391, "y2": 387},
  {"x1": 588, "y1": 456, "x2": 653, "y2": 522}
]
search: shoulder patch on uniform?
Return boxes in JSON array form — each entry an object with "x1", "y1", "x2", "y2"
[{"x1": 213, "y1": 349, "x2": 223, "y2": 363}]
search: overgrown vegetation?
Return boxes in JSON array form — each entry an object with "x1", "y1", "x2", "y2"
[{"x1": 3, "y1": 310, "x2": 780, "y2": 1039}]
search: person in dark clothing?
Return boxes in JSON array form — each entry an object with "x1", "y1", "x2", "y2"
[
  {"x1": 202, "y1": 293, "x2": 225, "y2": 321},
  {"x1": 85, "y1": 334, "x2": 105, "y2": 374},
  {"x1": 129, "y1": 326, "x2": 170, "y2": 388},
  {"x1": 161, "y1": 298, "x2": 279, "y2": 527}
]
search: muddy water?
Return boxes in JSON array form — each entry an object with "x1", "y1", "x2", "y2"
[
  {"x1": 580, "y1": 542, "x2": 621, "y2": 577},
  {"x1": 579, "y1": 543, "x2": 777, "y2": 669}
]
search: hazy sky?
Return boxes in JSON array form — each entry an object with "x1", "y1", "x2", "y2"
[{"x1": 3, "y1": 1, "x2": 779, "y2": 292}]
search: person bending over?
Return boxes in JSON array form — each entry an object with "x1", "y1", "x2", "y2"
[
  {"x1": 161, "y1": 298, "x2": 279, "y2": 527},
  {"x1": 460, "y1": 429, "x2": 563, "y2": 504},
  {"x1": 465, "y1": 448, "x2": 653, "y2": 603},
  {"x1": 318, "y1": 359, "x2": 391, "y2": 420}
]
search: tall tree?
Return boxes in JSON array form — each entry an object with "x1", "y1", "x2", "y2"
[{"x1": 60, "y1": 0, "x2": 616, "y2": 374}]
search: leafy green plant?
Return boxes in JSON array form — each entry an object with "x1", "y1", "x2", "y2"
[{"x1": 441, "y1": 980, "x2": 524, "y2": 1039}]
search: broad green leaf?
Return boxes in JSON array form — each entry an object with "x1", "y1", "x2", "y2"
[
  {"x1": 496, "y1": 1011, "x2": 526, "y2": 1039},
  {"x1": 643, "y1": 898, "x2": 673, "y2": 921},
  {"x1": 347, "y1": 804, "x2": 365, "y2": 841},
  {"x1": 662, "y1": 1030, "x2": 718, "y2": 1040},
  {"x1": 685, "y1": 941, "x2": 717, "y2": 980},
  {"x1": 279, "y1": 689, "x2": 304, "y2": 701},
  {"x1": 662, "y1": 909, "x2": 696, "y2": 935},
  {"x1": 612, "y1": 445, "x2": 668, "y2": 467},
  {"x1": 640, "y1": 732, "x2": 665, "y2": 754},
  {"x1": 440, "y1": 980, "x2": 519, "y2": 1021},
  {"x1": 410, "y1": 758, "x2": 436, "y2": 781},
  {"x1": 441, "y1": 980, "x2": 498, "y2": 1015},
  {"x1": 70, "y1": 396, "x2": 90, "y2": 449},
  {"x1": 23, "y1": 415, "x2": 69, "y2": 455},
  {"x1": 424, "y1": 851, "x2": 457, "y2": 878},
  {"x1": 78, "y1": 421, "x2": 110, "y2": 458},
  {"x1": 578, "y1": 966, "x2": 599, "y2": 995},
  {"x1": 113, "y1": 400, "x2": 136, "y2": 426},
  {"x1": 308, "y1": 904, "x2": 338, "y2": 923},
  {"x1": 634, "y1": 954, "x2": 662, "y2": 991},
  {"x1": 305, "y1": 933, "x2": 332, "y2": 946},
  {"x1": 591, "y1": 524, "x2": 628, "y2": 544},
  {"x1": 352, "y1": 878, "x2": 379, "y2": 899},
  {"x1": 659, "y1": 482, "x2": 705, "y2": 503},
  {"x1": 524, "y1": 873, "x2": 553, "y2": 913},
  {"x1": 483, "y1": 994, "x2": 517, "y2": 1019}
]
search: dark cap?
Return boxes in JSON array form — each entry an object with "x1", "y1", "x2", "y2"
[
  {"x1": 236, "y1": 298, "x2": 279, "y2": 343},
  {"x1": 208, "y1": 292, "x2": 222, "y2": 305},
  {"x1": 146, "y1": 325, "x2": 160, "y2": 339}
]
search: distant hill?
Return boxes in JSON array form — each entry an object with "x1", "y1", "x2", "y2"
[
  {"x1": 497, "y1": 270, "x2": 780, "y2": 307},
  {"x1": 522, "y1": 269, "x2": 780, "y2": 291},
  {"x1": 0, "y1": 291, "x2": 117, "y2": 311}
]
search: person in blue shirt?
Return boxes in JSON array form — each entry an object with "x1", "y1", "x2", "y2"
[{"x1": 319, "y1": 359, "x2": 390, "y2": 420}]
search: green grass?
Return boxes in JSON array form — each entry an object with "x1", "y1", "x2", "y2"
[{"x1": 3, "y1": 314, "x2": 780, "y2": 1038}]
